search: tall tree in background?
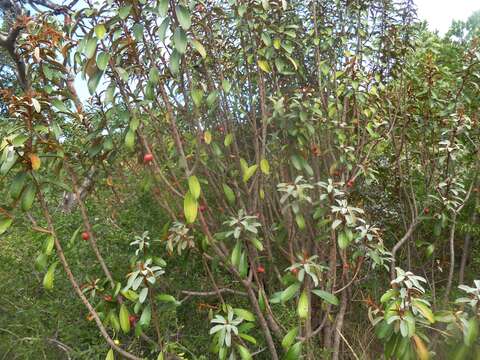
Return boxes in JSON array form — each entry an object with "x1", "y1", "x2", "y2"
[{"x1": 0, "y1": 1, "x2": 479, "y2": 359}]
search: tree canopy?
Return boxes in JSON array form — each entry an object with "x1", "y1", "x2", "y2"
[{"x1": 1, "y1": 0, "x2": 480, "y2": 359}]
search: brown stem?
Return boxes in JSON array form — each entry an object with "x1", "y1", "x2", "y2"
[{"x1": 34, "y1": 178, "x2": 141, "y2": 360}]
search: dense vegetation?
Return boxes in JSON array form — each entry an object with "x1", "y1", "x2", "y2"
[{"x1": 1, "y1": 0, "x2": 480, "y2": 359}]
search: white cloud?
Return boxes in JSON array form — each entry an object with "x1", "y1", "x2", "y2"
[{"x1": 415, "y1": 0, "x2": 480, "y2": 34}]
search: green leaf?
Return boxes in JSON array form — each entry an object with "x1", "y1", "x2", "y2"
[
  {"x1": 176, "y1": 5, "x2": 191, "y2": 30},
  {"x1": 139, "y1": 305, "x2": 151, "y2": 327},
  {"x1": 120, "y1": 289, "x2": 138, "y2": 302},
  {"x1": 206, "y1": 91, "x2": 218, "y2": 107},
  {"x1": 257, "y1": 59, "x2": 271, "y2": 73},
  {"x1": 239, "y1": 333, "x2": 256, "y2": 345},
  {"x1": 242, "y1": 165, "x2": 258, "y2": 183},
  {"x1": 239, "y1": 251, "x2": 248, "y2": 278},
  {"x1": 35, "y1": 253, "x2": 48, "y2": 272},
  {"x1": 273, "y1": 38, "x2": 281, "y2": 49},
  {"x1": 51, "y1": 99, "x2": 69, "y2": 113},
  {"x1": 132, "y1": 23, "x2": 144, "y2": 41},
  {"x1": 223, "y1": 183, "x2": 236, "y2": 205},
  {"x1": 124, "y1": 129, "x2": 135, "y2": 151},
  {"x1": 105, "y1": 84, "x2": 116, "y2": 104},
  {"x1": 261, "y1": 32, "x2": 272, "y2": 46},
  {"x1": 297, "y1": 290, "x2": 309, "y2": 319},
  {"x1": 290, "y1": 154, "x2": 302, "y2": 170},
  {"x1": 88, "y1": 70, "x2": 103, "y2": 95},
  {"x1": 375, "y1": 320, "x2": 393, "y2": 339},
  {"x1": 337, "y1": 231, "x2": 349, "y2": 249},
  {"x1": 238, "y1": 4, "x2": 247, "y2": 17},
  {"x1": 224, "y1": 133, "x2": 233, "y2": 147},
  {"x1": 115, "y1": 66, "x2": 130, "y2": 82},
  {"x1": 295, "y1": 214, "x2": 305, "y2": 230},
  {"x1": 173, "y1": 27, "x2": 188, "y2": 54},
  {"x1": 192, "y1": 88, "x2": 203, "y2": 107},
  {"x1": 204, "y1": 130, "x2": 212, "y2": 144},
  {"x1": 21, "y1": 184, "x2": 36, "y2": 211},
  {"x1": 236, "y1": 344, "x2": 252, "y2": 360},
  {"x1": 222, "y1": 80, "x2": 231, "y2": 93},
  {"x1": 188, "y1": 175, "x2": 201, "y2": 200},
  {"x1": 233, "y1": 308, "x2": 255, "y2": 322},
  {"x1": 312, "y1": 289, "x2": 339, "y2": 305},
  {"x1": 118, "y1": 5, "x2": 132, "y2": 19},
  {"x1": 281, "y1": 327, "x2": 299, "y2": 350},
  {"x1": 119, "y1": 304, "x2": 131, "y2": 333},
  {"x1": 283, "y1": 342, "x2": 302, "y2": 360},
  {"x1": 380, "y1": 289, "x2": 398, "y2": 303},
  {"x1": 149, "y1": 67, "x2": 159, "y2": 84},
  {"x1": 239, "y1": 158, "x2": 248, "y2": 173},
  {"x1": 158, "y1": 0, "x2": 168, "y2": 16},
  {"x1": 156, "y1": 294, "x2": 177, "y2": 303},
  {"x1": 43, "y1": 263, "x2": 56, "y2": 290},
  {"x1": 183, "y1": 191, "x2": 198, "y2": 223},
  {"x1": 107, "y1": 310, "x2": 120, "y2": 332},
  {"x1": 250, "y1": 237, "x2": 264, "y2": 251},
  {"x1": 157, "y1": 17, "x2": 170, "y2": 42},
  {"x1": 280, "y1": 283, "x2": 300, "y2": 303},
  {"x1": 94, "y1": 24, "x2": 107, "y2": 40},
  {"x1": 412, "y1": 299, "x2": 435, "y2": 324},
  {"x1": 105, "y1": 348, "x2": 114, "y2": 360},
  {"x1": 96, "y1": 52, "x2": 110, "y2": 71},
  {"x1": 231, "y1": 241, "x2": 241, "y2": 267},
  {"x1": 191, "y1": 39, "x2": 206, "y2": 58},
  {"x1": 43, "y1": 235, "x2": 54, "y2": 256},
  {"x1": 84, "y1": 37, "x2": 97, "y2": 59},
  {"x1": 260, "y1": 158, "x2": 270, "y2": 175},
  {"x1": 169, "y1": 49, "x2": 181, "y2": 75},
  {"x1": 0, "y1": 217, "x2": 13, "y2": 235},
  {"x1": 464, "y1": 318, "x2": 478, "y2": 347},
  {"x1": 425, "y1": 244, "x2": 435, "y2": 257}
]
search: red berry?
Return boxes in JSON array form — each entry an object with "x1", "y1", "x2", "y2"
[
  {"x1": 128, "y1": 315, "x2": 137, "y2": 326},
  {"x1": 424, "y1": 207, "x2": 430, "y2": 214},
  {"x1": 199, "y1": 204, "x2": 207, "y2": 212},
  {"x1": 218, "y1": 126, "x2": 225, "y2": 133},
  {"x1": 291, "y1": 268, "x2": 299, "y2": 275},
  {"x1": 82, "y1": 231, "x2": 90, "y2": 241},
  {"x1": 143, "y1": 153, "x2": 154, "y2": 164},
  {"x1": 347, "y1": 179, "x2": 354, "y2": 188},
  {"x1": 103, "y1": 295, "x2": 113, "y2": 302},
  {"x1": 257, "y1": 266, "x2": 265, "y2": 273}
]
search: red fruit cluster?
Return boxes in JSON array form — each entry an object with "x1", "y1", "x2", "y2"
[
  {"x1": 143, "y1": 153, "x2": 154, "y2": 164},
  {"x1": 82, "y1": 231, "x2": 90, "y2": 241},
  {"x1": 257, "y1": 265, "x2": 265, "y2": 273}
]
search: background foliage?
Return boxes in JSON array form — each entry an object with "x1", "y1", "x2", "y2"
[{"x1": 1, "y1": 1, "x2": 480, "y2": 359}]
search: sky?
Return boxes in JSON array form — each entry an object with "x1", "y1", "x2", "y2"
[{"x1": 415, "y1": 0, "x2": 480, "y2": 34}]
